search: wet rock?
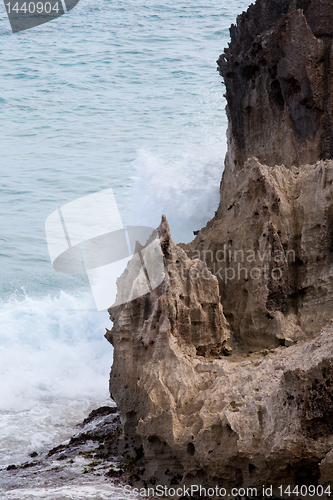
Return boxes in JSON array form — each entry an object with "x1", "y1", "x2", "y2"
[
  {"x1": 0, "y1": 406, "x2": 126, "y2": 496},
  {"x1": 79, "y1": 406, "x2": 118, "y2": 427}
]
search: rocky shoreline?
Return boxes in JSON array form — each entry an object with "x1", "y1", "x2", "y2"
[
  {"x1": 0, "y1": 406, "x2": 132, "y2": 499},
  {"x1": 4, "y1": 0, "x2": 333, "y2": 497}
]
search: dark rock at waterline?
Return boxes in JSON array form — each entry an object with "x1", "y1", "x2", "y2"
[
  {"x1": 78, "y1": 405, "x2": 118, "y2": 427},
  {"x1": 0, "y1": 406, "x2": 128, "y2": 495}
]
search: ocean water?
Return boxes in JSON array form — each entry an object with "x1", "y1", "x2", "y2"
[{"x1": 0, "y1": 0, "x2": 249, "y2": 493}]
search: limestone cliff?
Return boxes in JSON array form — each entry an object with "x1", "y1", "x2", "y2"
[
  {"x1": 105, "y1": 217, "x2": 231, "y2": 481},
  {"x1": 217, "y1": 0, "x2": 333, "y2": 172},
  {"x1": 187, "y1": 0, "x2": 333, "y2": 351},
  {"x1": 106, "y1": 216, "x2": 333, "y2": 490},
  {"x1": 105, "y1": 0, "x2": 333, "y2": 493},
  {"x1": 187, "y1": 158, "x2": 333, "y2": 351}
]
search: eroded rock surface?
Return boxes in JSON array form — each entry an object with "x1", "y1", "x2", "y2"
[
  {"x1": 106, "y1": 217, "x2": 231, "y2": 480},
  {"x1": 106, "y1": 218, "x2": 333, "y2": 489},
  {"x1": 185, "y1": 0, "x2": 333, "y2": 352},
  {"x1": 187, "y1": 158, "x2": 333, "y2": 351},
  {"x1": 106, "y1": 217, "x2": 333, "y2": 488},
  {"x1": 218, "y1": 0, "x2": 333, "y2": 172},
  {"x1": 106, "y1": 0, "x2": 333, "y2": 493}
]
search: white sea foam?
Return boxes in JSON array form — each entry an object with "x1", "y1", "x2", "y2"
[
  {"x1": 0, "y1": 292, "x2": 112, "y2": 466},
  {"x1": 3, "y1": 483, "x2": 126, "y2": 500},
  {"x1": 128, "y1": 134, "x2": 226, "y2": 244},
  {"x1": 0, "y1": 133, "x2": 227, "y2": 466}
]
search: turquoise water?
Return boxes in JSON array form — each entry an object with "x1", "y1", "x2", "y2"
[{"x1": 0, "y1": 0, "x2": 249, "y2": 476}]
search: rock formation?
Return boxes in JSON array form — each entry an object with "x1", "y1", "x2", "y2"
[
  {"x1": 108, "y1": 296, "x2": 333, "y2": 488},
  {"x1": 217, "y1": 0, "x2": 333, "y2": 171},
  {"x1": 186, "y1": 157, "x2": 333, "y2": 351},
  {"x1": 188, "y1": 0, "x2": 333, "y2": 351},
  {"x1": 105, "y1": 0, "x2": 333, "y2": 493}
]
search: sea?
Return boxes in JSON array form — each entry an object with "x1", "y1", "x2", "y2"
[{"x1": 0, "y1": 0, "x2": 249, "y2": 496}]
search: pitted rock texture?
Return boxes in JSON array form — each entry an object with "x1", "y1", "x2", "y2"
[
  {"x1": 106, "y1": 218, "x2": 333, "y2": 488},
  {"x1": 218, "y1": 0, "x2": 333, "y2": 172},
  {"x1": 186, "y1": 157, "x2": 333, "y2": 351},
  {"x1": 105, "y1": 0, "x2": 333, "y2": 492},
  {"x1": 105, "y1": 217, "x2": 231, "y2": 478}
]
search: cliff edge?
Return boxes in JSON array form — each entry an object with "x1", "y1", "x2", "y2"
[
  {"x1": 217, "y1": 0, "x2": 333, "y2": 171},
  {"x1": 105, "y1": 0, "x2": 333, "y2": 492}
]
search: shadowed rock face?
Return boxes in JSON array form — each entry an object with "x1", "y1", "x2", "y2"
[{"x1": 218, "y1": 0, "x2": 333, "y2": 170}]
